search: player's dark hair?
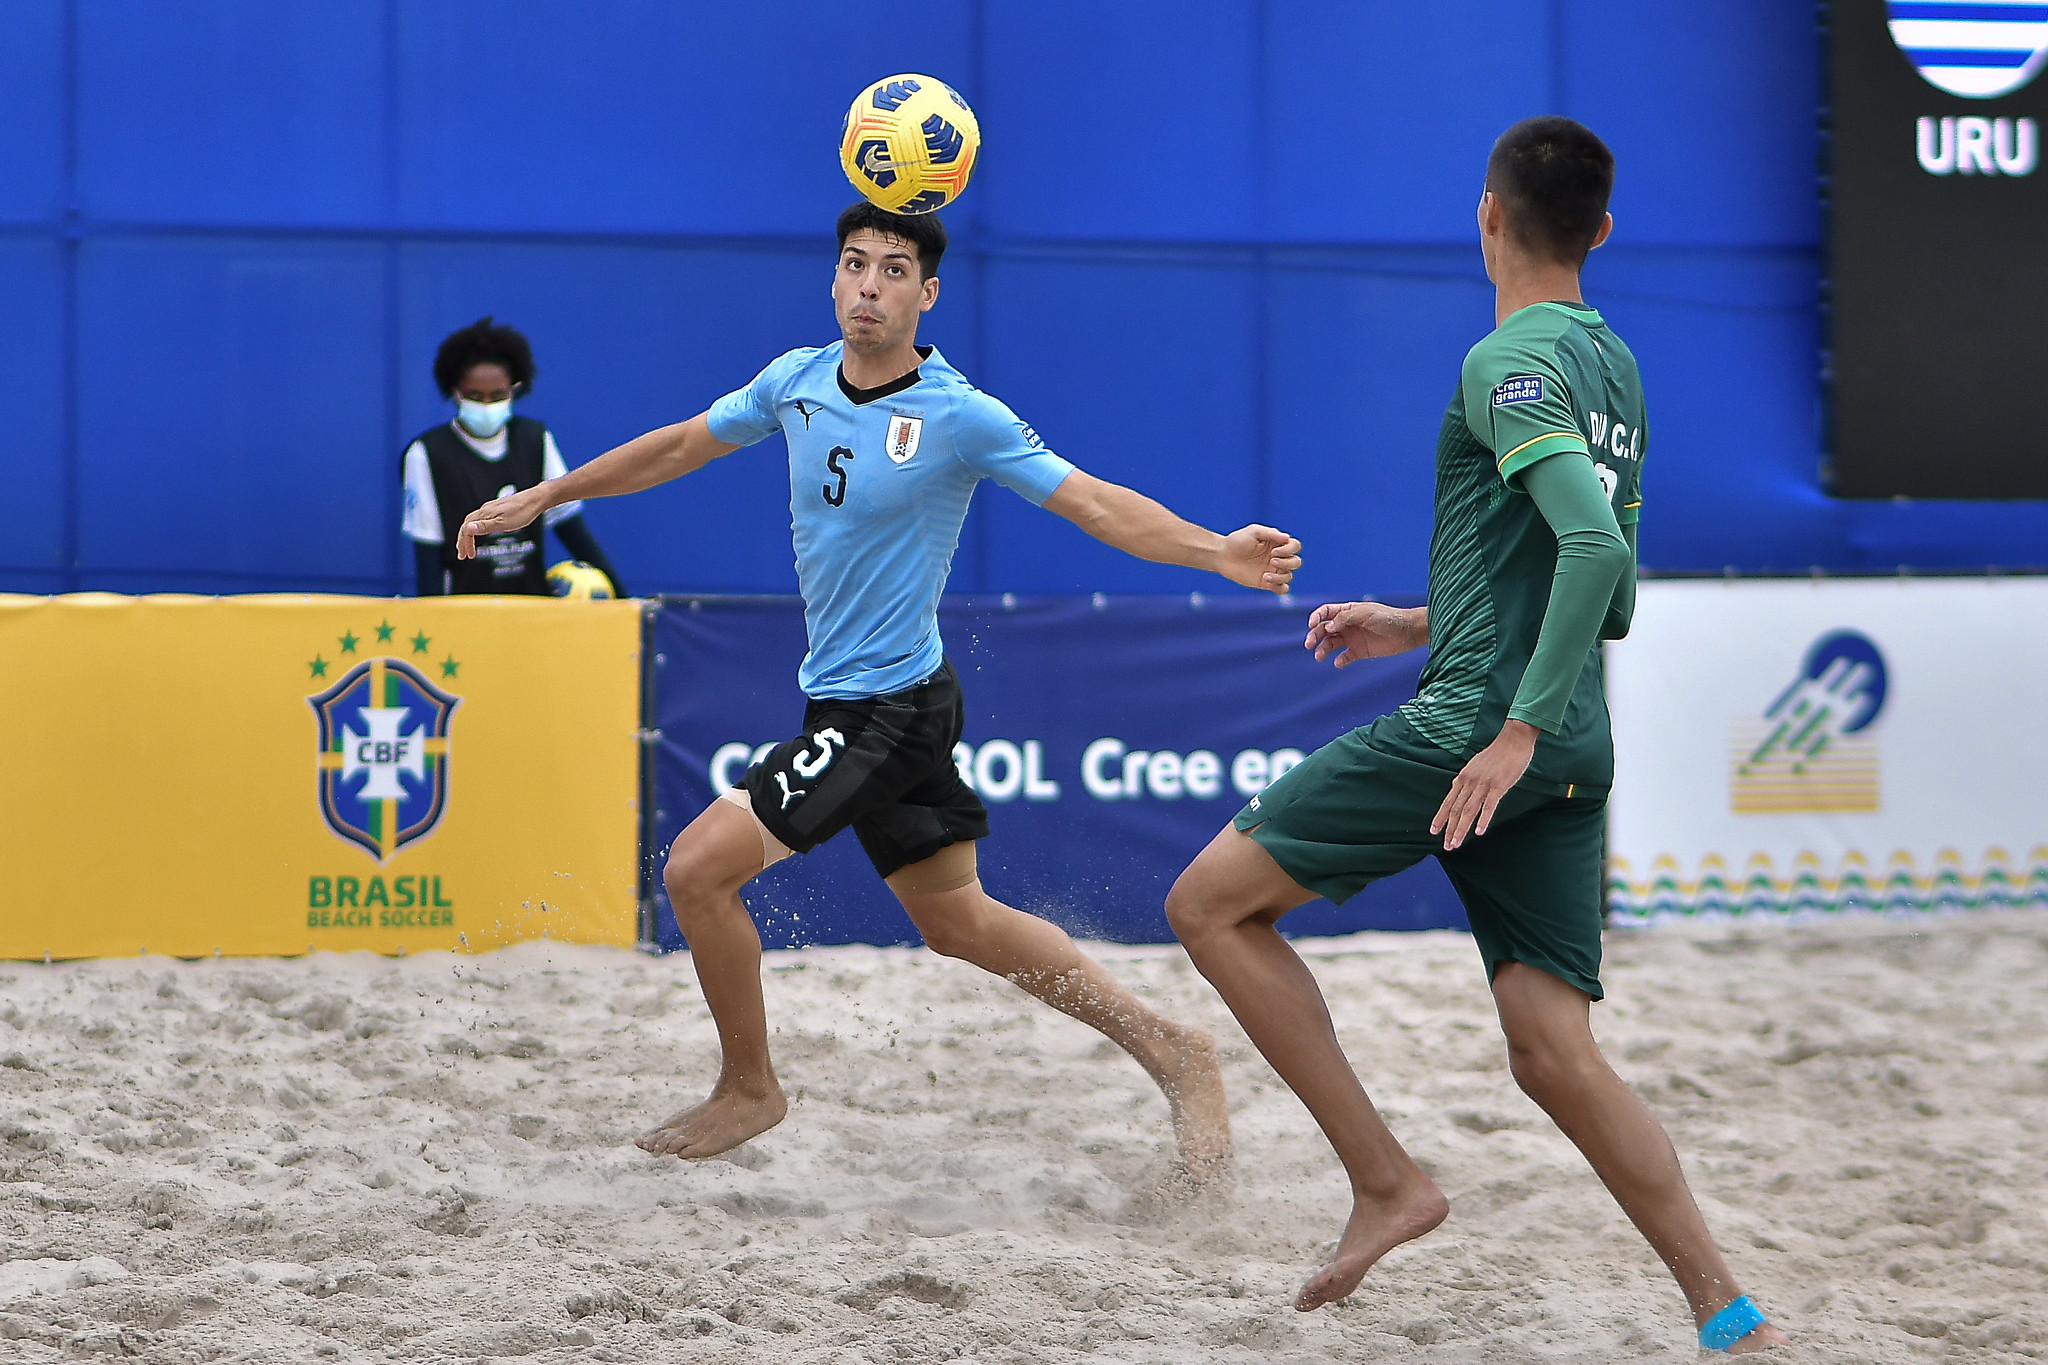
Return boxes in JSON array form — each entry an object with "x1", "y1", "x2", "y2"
[
  {"x1": 1485, "y1": 117, "x2": 1615, "y2": 267},
  {"x1": 432, "y1": 317, "x2": 536, "y2": 398},
  {"x1": 835, "y1": 201, "x2": 947, "y2": 278}
]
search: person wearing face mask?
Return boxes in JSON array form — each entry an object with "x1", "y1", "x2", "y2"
[{"x1": 401, "y1": 316, "x2": 626, "y2": 596}]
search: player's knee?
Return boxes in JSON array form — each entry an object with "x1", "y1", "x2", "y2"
[
  {"x1": 904, "y1": 899, "x2": 988, "y2": 960},
  {"x1": 1505, "y1": 1032, "x2": 1598, "y2": 1106},
  {"x1": 662, "y1": 840, "x2": 729, "y2": 924},
  {"x1": 1504, "y1": 1037, "x2": 1557, "y2": 1100},
  {"x1": 914, "y1": 917, "x2": 970, "y2": 960},
  {"x1": 660, "y1": 853, "x2": 704, "y2": 925},
  {"x1": 1163, "y1": 876, "x2": 1205, "y2": 943},
  {"x1": 1164, "y1": 859, "x2": 1233, "y2": 946}
]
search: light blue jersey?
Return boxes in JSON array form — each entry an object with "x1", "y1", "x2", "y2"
[{"x1": 707, "y1": 343, "x2": 1076, "y2": 699}]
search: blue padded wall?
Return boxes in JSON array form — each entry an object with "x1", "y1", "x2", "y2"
[
  {"x1": 77, "y1": 4, "x2": 388, "y2": 227},
  {"x1": 1, "y1": 0, "x2": 2042, "y2": 599},
  {"x1": 73, "y1": 238, "x2": 389, "y2": 591},
  {"x1": 1266, "y1": 3, "x2": 1556, "y2": 243},
  {"x1": 393, "y1": 3, "x2": 974, "y2": 235},
  {"x1": 0, "y1": 240, "x2": 67, "y2": 590},
  {"x1": 0, "y1": 0, "x2": 65, "y2": 227}
]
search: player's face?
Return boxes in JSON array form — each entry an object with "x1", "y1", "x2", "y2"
[
  {"x1": 456, "y1": 363, "x2": 515, "y2": 404},
  {"x1": 833, "y1": 230, "x2": 940, "y2": 353}
]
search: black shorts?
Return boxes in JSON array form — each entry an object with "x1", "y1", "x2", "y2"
[{"x1": 737, "y1": 659, "x2": 990, "y2": 879}]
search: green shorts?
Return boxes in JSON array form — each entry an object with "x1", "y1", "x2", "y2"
[{"x1": 1234, "y1": 711, "x2": 1609, "y2": 1000}]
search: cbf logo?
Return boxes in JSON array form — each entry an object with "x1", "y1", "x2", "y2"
[
  {"x1": 307, "y1": 624, "x2": 462, "y2": 861},
  {"x1": 1730, "y1": 630, "x2": 1888, "y2": 815}
]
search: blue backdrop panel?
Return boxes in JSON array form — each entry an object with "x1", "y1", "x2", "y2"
[
  {"x1": 1588, "y1": 256, "x2": 1825, "y2": 572},
  {"x1": 0, "y1": 240, "x2": 66, "y2": 589},
  {"x1": 75, "y1": 237, "x2": 388, "y2": 590},
  {"x1": 1266, "y1": 257, "x2": 1496, "y2": 601},
  {"x1": 393, "y1": 1, "x2": 973, "y2": 235},
  {"x1": 647, "y1": 595, "x2": 1466, "y2": 951},
  {"x1": 1564, "y1": 0, "x2": 1821, "y2": 247},
  {"x1": 982, "y1": 2, "x2": 1260, "y2": 242},
  {"x1": 1267, "y1": 2, "x2": 1554, "y2": 243},
  {"x1": 0, "y1": 0, "x2": 63, "y2": 224},
  {"x1": 975, "y1": 255, "x2": 1262, "y2": 593},
  {"x1": 78, "y1": 0, "x2": 386, "y2": 226},
  {"x1": 7, "y1": 2, "x2": 2044, "y2": 598},
  {"x1": 396, "y1": 239, "x2": 880, "y2": 594}
]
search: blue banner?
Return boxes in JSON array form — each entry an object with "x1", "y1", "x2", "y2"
[{"x1": 647, "y1": 595, "x2": 1468, "y2": 950}]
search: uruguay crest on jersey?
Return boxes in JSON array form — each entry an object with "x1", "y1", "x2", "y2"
[
  {"x1": 1888, "y1": 1, "x2": 2048, "y2": 98},
  {"x1": 309, "y1": 656, "x2": 459, "y2": 861},
  {"x1": 885, "y1": 412, "x2": 923, "y2": 464}
]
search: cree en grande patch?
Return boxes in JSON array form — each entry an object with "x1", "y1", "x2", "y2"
[{"x1": 1492, "y1": 375, "x2": 1545, "y2": 407}]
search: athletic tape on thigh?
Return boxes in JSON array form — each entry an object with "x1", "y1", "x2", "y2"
[
  {"x1": 719, "y1": 786, "x2": 793, "y2": 869},
  {"x1": 884, "y1": 839, "x2": 977, "y2": 894}
]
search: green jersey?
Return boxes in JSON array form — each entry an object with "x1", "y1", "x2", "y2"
[{"x1": 1401, "y1": 301, "x2": 1643, "y2": 791}]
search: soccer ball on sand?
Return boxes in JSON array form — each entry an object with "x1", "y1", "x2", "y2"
[
  {"x1": 839, "y1": 74, "x2": 980, "y2": 214},
  {"x1": 546, "y1": 560, "x2": 614, "y2": 600}
]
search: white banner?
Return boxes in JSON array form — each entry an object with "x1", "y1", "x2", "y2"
[{"x1": 1607, "y1": 578, "x2": 2048, "y2": 920}]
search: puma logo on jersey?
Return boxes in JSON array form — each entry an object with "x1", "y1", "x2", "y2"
[
  {"x1": 790, "y1": 399, "x2": 824, "y2": 429},
  {"x1": 1586, "y1": 410, "x2": 1642, "y2": 462}
]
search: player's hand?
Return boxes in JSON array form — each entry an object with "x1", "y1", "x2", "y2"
[
  {"x1": 1305, "y1": 601, "x2": 1424, "y2": 666},
  {"x1": 1218, "y1": 525, "x2": 1302, "y2": 593},
  {"x1": 1431, "y1": 719, "x2": 1538, "y2": 851},
  {"x1": 456, "y1": 487, "x2": 549, "y2": 559}
]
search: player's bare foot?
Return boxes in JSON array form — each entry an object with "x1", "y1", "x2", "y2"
[
  {"x1": 1726, "y1": 1321, "x2": 1790, "y2": 1354},
  {"x1": 1294, "y1": 1173, "x2": 1449, "y2": 1312},
  {"x1": 1150, "y1": 1024, "x2": 1231, "y2": 1180},
  {"x1": 634, "y1": 1081, "x2": 787, "y2": 1159}
]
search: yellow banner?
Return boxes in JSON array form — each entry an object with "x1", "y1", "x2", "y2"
[{"x1": 0, "y1": 594, "x2": 641, "y2": 958}]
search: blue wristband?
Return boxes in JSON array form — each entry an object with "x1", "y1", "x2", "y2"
[{"x1": 1698, "y1": 1295, "x2": 1767, "y2": 1351}]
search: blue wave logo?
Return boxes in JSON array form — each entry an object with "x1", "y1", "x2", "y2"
[
  {"x1": 1758, "y1": 629, "x2": 1888, "y2": 755},
  {"x1": 1888, "y1": 2, "x2": 2048, "y2": 98},
  {"x1": 1731, "y1": 630, "x2": 1888, "y2": 814}
]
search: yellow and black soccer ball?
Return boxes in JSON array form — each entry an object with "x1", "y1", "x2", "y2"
[
  {"x1": 839, "y1": 74, "x2": 980, "y2": 215},
  {"x1": 546, "y1": 560, "x2": 614, "y2": 600}
]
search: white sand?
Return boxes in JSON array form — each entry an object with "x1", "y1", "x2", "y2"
[{"x1": 2, "y1": 912, "x2": 2044, "y2": 1363}]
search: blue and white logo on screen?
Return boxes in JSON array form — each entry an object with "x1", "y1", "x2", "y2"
[{"x1": 1888, "y1": 2, "x2": 2048, "y2": 98}]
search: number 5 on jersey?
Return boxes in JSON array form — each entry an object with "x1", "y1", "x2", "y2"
[
  {"x1": 774, "y1": 727, "x2": 846, "y2": 809},
  {"x1": 822, "y1": 446, "x2": 855, "y2": 507}
]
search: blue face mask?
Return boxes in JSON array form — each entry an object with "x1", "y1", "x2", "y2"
[{"x1": 456, "y1": 397, "x2": 513, "y2": 437}]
